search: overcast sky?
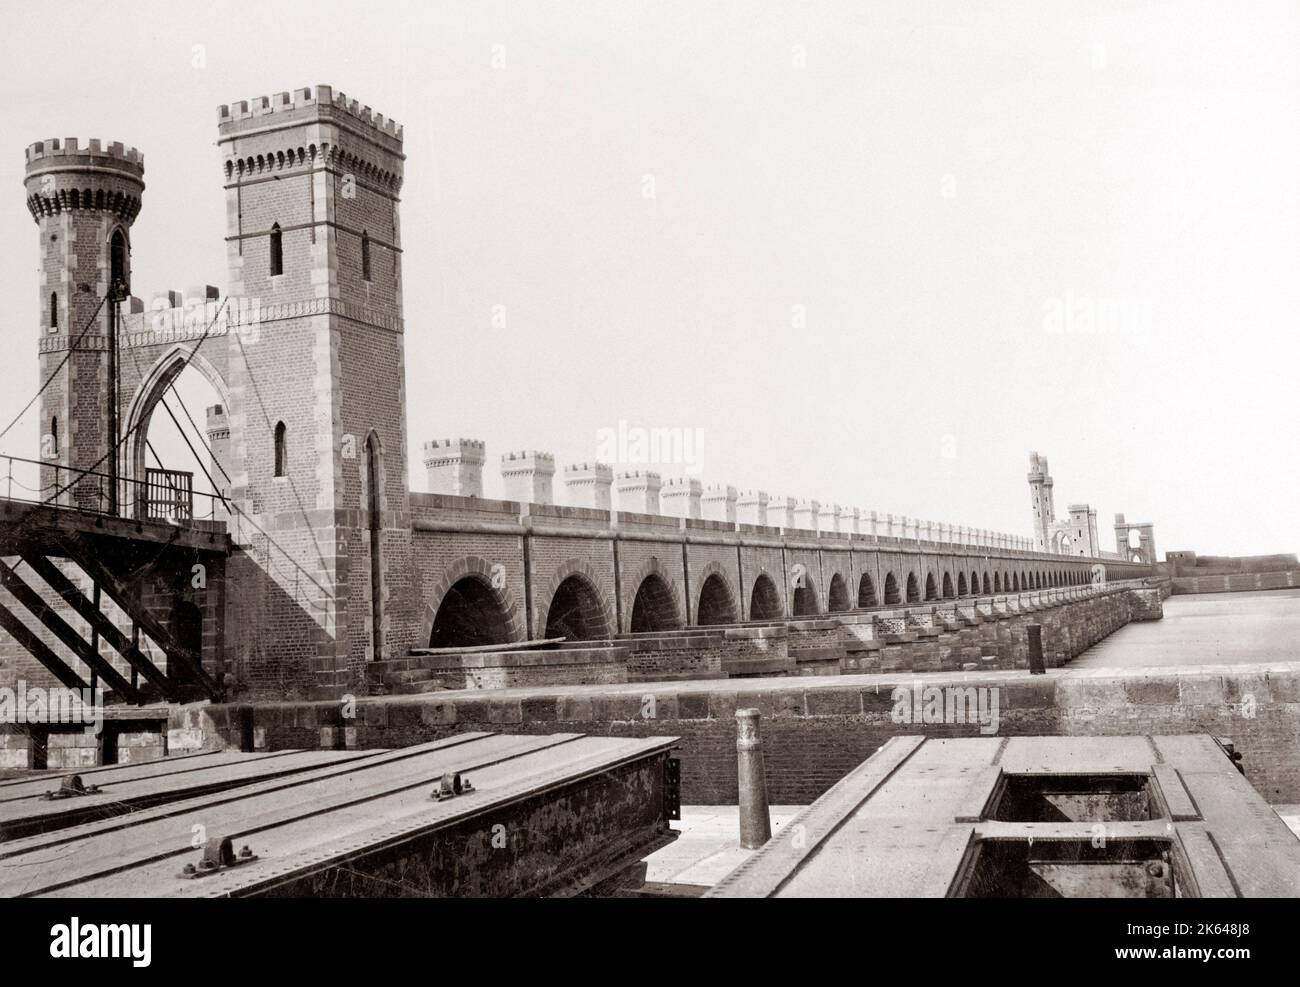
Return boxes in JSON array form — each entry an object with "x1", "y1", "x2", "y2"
[{"x1": 1, "y1": 0, "x2": 1296, "y2": 557}]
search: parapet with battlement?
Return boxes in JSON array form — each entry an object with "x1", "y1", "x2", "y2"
[{"x1": 24, "y1": 138, "x2": 145, "y2": 223}]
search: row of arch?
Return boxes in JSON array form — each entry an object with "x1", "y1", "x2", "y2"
[
  {"x1": 426, "y1": 559, "x2": 1099, "y2": 650},
  {"x1": 224, "y1": 143, "x2": 400, "y2": 193}
]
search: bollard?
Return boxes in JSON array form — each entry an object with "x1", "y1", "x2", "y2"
[
  {"x1": 735, "y1": 708, "x2": 772, "y2": 848},
  {"x1": 1027, "y1": 623, "x2": 1045, "y2": 675}
]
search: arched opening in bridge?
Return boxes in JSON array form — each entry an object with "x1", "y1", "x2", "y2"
[
  {"x1": 697, "y1": 574, "x2": 737, "y2": 625},
  {"x1": 924, "y1": 573, "x2": 938, "y2": 601},
  {"x1": 827, "y1": 573, "x2": 850, "y2": 612},
  {"x1": 792, "y1": 581, "x2": 819, "y2": 617},
  {"x1": 957, "y1": 572, "x2": 968, "y2": 596},
  {"x1": 429, "y1": 577, "x2": 511, "y2": 649},
  {"x1": 169, "y1": 600, "x2": 203, "y2": 687},
  {"x1": 630, "y1": 574, "x2": 680, "y2": 632},
  {"x1": 993, "y1": 572, "x2": 1002, "y2": 593},
  {"x1": 545, "y1": 575, "x2": 608, "y2": 641},
  {"x1": 942, "y1": 572, "x2": 954, "y2": 599},
  {"x1": 749, "y1": 574, "x2": 783, "y2": 620},
  {"x1": 982, "y1": 573, "x2": 992, "y2": 594},
  {"x1": 1012, "y1": 572, "x2": 1020, "y2": 591},
  {"x1": 123, "y1": 350, "x2": 228, "y2": 521},
  {"x1": 858, "y1": 573, "x2": 876, "y2": 607},
  {"x1": 883, "y1": 572, "x2": 901, "y2": 605},
  {"x1": 906, "y1": 573, "x2": 921, "y2": 603},
  {"x1": 970, "y1": 571, "x2": 980, "y2": 596}
]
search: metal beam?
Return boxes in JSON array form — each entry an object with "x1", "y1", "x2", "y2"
[
  {"x1": 18, "y1": 552, "x2": 172, "y2": 694},
  {"x1": 55, "y1": 533, "x2": 219, "y2": 700},
  {"x1": 0, "y1": 598, "x2": 91, "y2": 692},
  {"x1": 0, "y1": 559, "x2": 139, "y2": 702}
]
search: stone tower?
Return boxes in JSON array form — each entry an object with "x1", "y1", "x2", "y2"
[
  {"x1": 216, "y1": 86, "x2": 412, "y2": 695},
  {"x1": 1027, "y1": 451, "x2": 1055, "y2": 551},
  {"x1": 1114, "y1": 514, "x2": 1158, "y2": 565},
  {"x1": 24, "y1": 139, "x2": 145, "y2": 509}
]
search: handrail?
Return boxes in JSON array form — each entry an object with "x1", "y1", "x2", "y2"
[{"x1": 0, "y1": 453, "x2": 225, "y2": 523}]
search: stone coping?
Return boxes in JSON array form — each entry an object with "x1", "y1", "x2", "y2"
[
  {"x1": 419, "y1": 646, "x2": 629, "y2": 670},
  {"x1": 206, "y1": 659, "x2": 1300, "y2": 716}
]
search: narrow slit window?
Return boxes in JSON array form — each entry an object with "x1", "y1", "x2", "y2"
[
  {"x1": 361, "y1": 230, "x2": 372, "y2": 282},
  {"x1": 273, "y1": 421, "x2": 287, "y2": 477},
  {"x1": 109, "y1": 229, "x2": 128, "y2": 297},
  {"x1": 269, "y1": 223, "x2": 283, "y2": 277},
  {"x1": 50, "y1": 292, "x2": 58, "y2": 331}
]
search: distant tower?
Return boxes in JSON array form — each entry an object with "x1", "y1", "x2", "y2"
[
  {"x1": 1027, "y1": 451, "x2": 1055, "y2": 551},
  {"x1": 24, "y1": 139, "x2": 145, "y2": 508},
  {"x1": 217, "y1": 87, "x2": 409, "y2": 692},
  {"x1": 205, "y1": 404, "x2": 231, "y2": 520},
  {"x1": 1114, "y1": 513, "x2": 1158, "y2": 564}
]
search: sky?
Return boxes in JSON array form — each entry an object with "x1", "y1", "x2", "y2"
[{"x1": 1, "y1": 0, "x2": 1296, "y2": 557}]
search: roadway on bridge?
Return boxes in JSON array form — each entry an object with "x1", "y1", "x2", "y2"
[{"x1": 1073, "y1": 588, "x2": 1300, "y2": 668}]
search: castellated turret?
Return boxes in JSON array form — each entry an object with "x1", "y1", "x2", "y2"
[
  {"x1": 1027, "y1": 449, "x2": 1056, "y2": 551},
  {"x1": 214, "y1": 85, "x2": 413, "y2": 681},
  {"x1": 25, "y1": 139, "x2": 146, "y2": 505}
]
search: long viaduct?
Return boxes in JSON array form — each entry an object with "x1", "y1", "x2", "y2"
[{"x1": 0, "y1": 85, "x2": 1154, "y2": 704}]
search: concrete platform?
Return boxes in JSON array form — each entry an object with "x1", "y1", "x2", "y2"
[{"x1": 642, "y1": 806, "x2": 803, "y2": 890}]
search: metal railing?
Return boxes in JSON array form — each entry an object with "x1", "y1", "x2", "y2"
[
  {"x1": 144, "y1": 467, "x2": 193, "y2": 521},
  {"x1": 0, "y1": 453, "x2": 224, "y2": 523}
]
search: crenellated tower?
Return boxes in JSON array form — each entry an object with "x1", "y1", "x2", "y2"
[
  {"x1": 1027, "y1": 451, "x2": 1055, "y2": 552},
  {"x1": 24, "y1": 139, "x2": 144, "y2": 508},
  {"x1": 216, "y1": 86, "x2": 412, "y2": 693}
]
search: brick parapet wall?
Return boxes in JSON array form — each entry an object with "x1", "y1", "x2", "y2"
[
  {"x1": 1172, "y1": 571, "x2": 1299, "y2": 595},
  {"x1": 194, "y1": 661, "x2": 1300, "y2": 806}
]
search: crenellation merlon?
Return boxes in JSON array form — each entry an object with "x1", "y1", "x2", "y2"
[
  {"x1": 216, "y1": 85, "x2": 403, "y2": 140},
  {"x1": 423, "y1": 438, "x2": 486, "y2": 462},
  {"x1": 25, "y1": 137, "x2": 145, "y2": 171}
]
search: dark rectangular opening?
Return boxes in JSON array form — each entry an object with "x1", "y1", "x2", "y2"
[
  {"x1": 988, "y1": 774, "x2": 1158, "y2": 822},
  {"x1": 955, "y1": 838, "x2": 1178, "y2": 898}
]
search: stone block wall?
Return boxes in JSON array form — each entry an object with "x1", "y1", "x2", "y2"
[{"x1": 195, "y1": 661, "x2": 1300, "y2": 807}]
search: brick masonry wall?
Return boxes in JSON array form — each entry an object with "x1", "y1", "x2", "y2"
[
  {"x1": 199, "y1": 663, "x2": 1300, "y2": 807},
  {"x1": 1172, "y1": 572, "x2": 1299, "y2": 595}
]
